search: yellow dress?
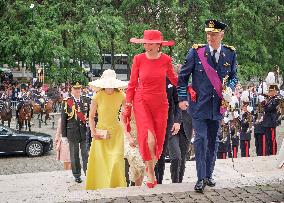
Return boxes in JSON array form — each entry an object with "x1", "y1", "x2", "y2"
[{"x1": 86, "y1": 90, "x2": 126, "y2": 190}]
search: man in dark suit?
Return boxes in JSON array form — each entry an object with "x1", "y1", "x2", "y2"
[
  {"x1": 61, "y1": 82, "x2": 88, "y2": 183},
  {"x1": 178, "y1": 19, "x2": 238, "y2": 193},
  {"x1": 155, "y1": 77, "x2": 181, "y2": 184},
  {"x1": 168, "y1": 110, "x2": 192, "y2": 183}
]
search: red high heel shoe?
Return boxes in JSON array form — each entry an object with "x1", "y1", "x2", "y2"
[
  {"x1": 146, "y1": 179, "x2": 157, "y2": 188},
  {"x1": 146, "y1": 181, "x2": 155, "y2": 188},
  {"x1": 153, "y1": 180, "x2": 157, "y2": 187}
]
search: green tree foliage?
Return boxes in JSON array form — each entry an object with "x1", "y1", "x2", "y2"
[{"x1": 0, "y1": 0, "x2": 283, "y2": 83}]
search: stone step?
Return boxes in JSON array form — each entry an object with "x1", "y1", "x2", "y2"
[{"x1": 0, "y1": 155, "x2": 283, "y2": 203}]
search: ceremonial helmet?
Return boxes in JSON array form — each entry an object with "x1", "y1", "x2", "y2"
[
  {"x1": 240, "y1": 90, "x2": 253, "y2": 113},
  {"x1": 257, "y1": 81, "x2": 268, "y2": 95},
  {"x1": 266, "y1": 72, "x2": 279, "y2": 91}
]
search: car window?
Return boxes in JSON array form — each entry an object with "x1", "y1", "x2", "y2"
[{"x1": 0, "y1": 127, "x2": 8, "y2": 135}]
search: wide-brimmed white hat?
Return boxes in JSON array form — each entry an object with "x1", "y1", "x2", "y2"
[{"x1": 89, "y1": 69, "x2": 128, "y2": 89}]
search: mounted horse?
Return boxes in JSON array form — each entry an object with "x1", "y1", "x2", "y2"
[
  {"x1": 31, "y1": 96, "x2": 54, "y2": 125},
  {"x1": 47, "y1": 88, "x2": 63, "y2": 112},
  {"x1": 0, "y1": 99, "x2": 12, "y2": 127},
  {"x1": 31, "y1": 92, "x2": 45, "y2": 121},
  {"x1": 18, "y1": 101, "x2": 32, "y2": 131}
]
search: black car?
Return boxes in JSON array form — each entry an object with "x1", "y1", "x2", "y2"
[{"x1": 0, "y1": 125, "x2": 53, "y2": 157}]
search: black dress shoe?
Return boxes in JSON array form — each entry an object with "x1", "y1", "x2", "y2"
[
  {"x1": 205, "y1": 177, "x2": 216, "y2": 187},
  {"x1": 75, "y1": 177, "x2": 82, "y2": 183},
  {"x1": 194, "y1": 180, "x2": 205, "y2": 193}
]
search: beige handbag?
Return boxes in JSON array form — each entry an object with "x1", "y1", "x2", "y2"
[{"x1": 96, "y1": 129, "x2": 110, "y2": 139}]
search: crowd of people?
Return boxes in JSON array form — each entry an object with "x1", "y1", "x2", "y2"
[
  {"x1": 3, "y1": 19, "x2": 283, "y2": 194},
  {"x1": 0, "y1": 77, "x2": 94, "y2": 115}
]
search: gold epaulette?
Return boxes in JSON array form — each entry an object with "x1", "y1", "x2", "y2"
[
  {"x1": 192, "y1": 44, "x2": 206, "y2": 49},
  {"x1": 223, "y1": 44, "x2": 236, "y2": 51}
]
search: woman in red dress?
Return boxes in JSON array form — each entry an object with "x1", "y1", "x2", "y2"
[{"x1": 123, "y1": 30, "x2": 178, "y2": 188}]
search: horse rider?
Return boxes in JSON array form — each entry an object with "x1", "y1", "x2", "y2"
[
  {"x1": 0, "y1": 85, "x2": 8, "y2": 101},
  {"x1": 0, "y1": 85, "x2": 8, "y2": 110},
  {"x1": 16, "y1": 84, "x2": 33, "y2": 119},
  {"x1": 33, "y1": 86, "x2": 46, "y2": 110}
]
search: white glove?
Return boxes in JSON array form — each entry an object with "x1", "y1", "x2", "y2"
[
  {"x1": 237, "y1": 132, "x2": 240, "y2": 137},
  {"x1": 258, "y1": 95, "x2": 265, "y2": 103},
  {"x1": 233, "y1": 111, "x2": 239, "y2": 118},
  {"x1": 247, "y1": 106, "x2": 253, "y2": 113},
  {"x1": 222, "y1": 87, "x2": 233, "y2": 102},
  {"x1": 223, "y1": 117, "x2": 229, "y2": 124},
  {"x1": 228, "y1": 112, "x2": 234, "y2": 121},
  {"x1": 190, "y1": 136, "x2": 195, "y2": 143}
]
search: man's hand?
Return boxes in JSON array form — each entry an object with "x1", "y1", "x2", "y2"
[
  {"x1": 258, "y1": 95, "x2": 265, "y2": 103},
  {"x1": 179, "y1": 101, "x2": 189, "y2": 110},
  {"x1": 171, "y1": 123, "x2": 181, "y2": 135}
]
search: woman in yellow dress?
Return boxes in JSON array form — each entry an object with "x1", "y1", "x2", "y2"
[{"x1": 86, "y1": 69, "x2": 128, "y2": 190}]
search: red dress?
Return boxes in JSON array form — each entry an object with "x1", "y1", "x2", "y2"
[{"x1": 126, "y1": 53, "x2": 178, "y2": 161}]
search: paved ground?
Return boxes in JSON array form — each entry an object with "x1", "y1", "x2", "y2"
[
  {"x1": 67, "y1": 182, "x2": 284, "y2": 203},
  {"x1": 1, "y1": 115, "x2": 284, "y2": 176}
]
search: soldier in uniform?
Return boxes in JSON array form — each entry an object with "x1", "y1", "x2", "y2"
[
  {"x1": 0, "y1": 85, "x2": 8, "y2": 110},
  {"x1": 239, "y1": 91, "x2": 253, "y2": 157},
  {"x1": 16, "y1": 84, "x2": 33, "y2": 118},
  {"x1": 178, "y1": 19, "x2": 238, "y2": 193},
  {"x1": 254, "y1": 105, "x2": 266, "y2": 156},
  {"x1": 262, "y1": 76, "x2": 280, "y2": 156},
  {"x1": 228, "y1": 112, "x2": 241, "y2": 158},
  {"x1": 0, "y1": 85, "x2": 7, "y2": 100},
  {"x1": 80, "y1": 88, "x2": 92, "y2": 154},
  {"x1": 61, "y1": 82, "x2": 89, "y2": 183},
  {"x1": 217, "y1": 117, "x2": 229, "y2": 159},
  {"x1": 32, "y1": 86, "x2": 45, "y2": 109}
]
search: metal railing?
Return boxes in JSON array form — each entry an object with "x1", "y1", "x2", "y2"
[{"x1": 11, "y1": 101, "x2": 19, "y2": 110}]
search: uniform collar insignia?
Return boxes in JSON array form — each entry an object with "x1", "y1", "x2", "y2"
[{"x1": 224, "y1": 62, "x2": 230, "y2": 67}]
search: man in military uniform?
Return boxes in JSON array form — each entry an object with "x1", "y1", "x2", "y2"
[
  {"x1": 262, "y1": 83, "x2": 280, "y2": 156},
  {"x1": 16, "y1": 84, "x2": 33, "y2": 118},
  {"x1": 80, "y1": 87, "x2": 92, "y2": 154},
  {"x1": 0, "y1": 85, "x2": 8, "y2": 110},
  {"x1": 228, "y1": 115, "x2": 240, "y2": 158},
  {"x1": 178, "y1": 19, "x2": 238, "y2": 193},
  {"x1": 0, "y1": 85, "x2": 7, "y2": 100},
  {"x1": 240, "y1": 101, "x2": 253, "y2": 157},
  {"x1": 217, "y1": 118, "x2": 229, "y2": 159},
  {"x1": 61, "y1": 82, "x2": 89, "y2": 183},
  {"x1": 32, "y1": 85, "x2": 45, "y2": 109}
]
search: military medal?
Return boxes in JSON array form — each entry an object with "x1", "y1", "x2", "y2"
[{"x1": 224, "y1": 62, "x2": 230, "y2": 67}]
